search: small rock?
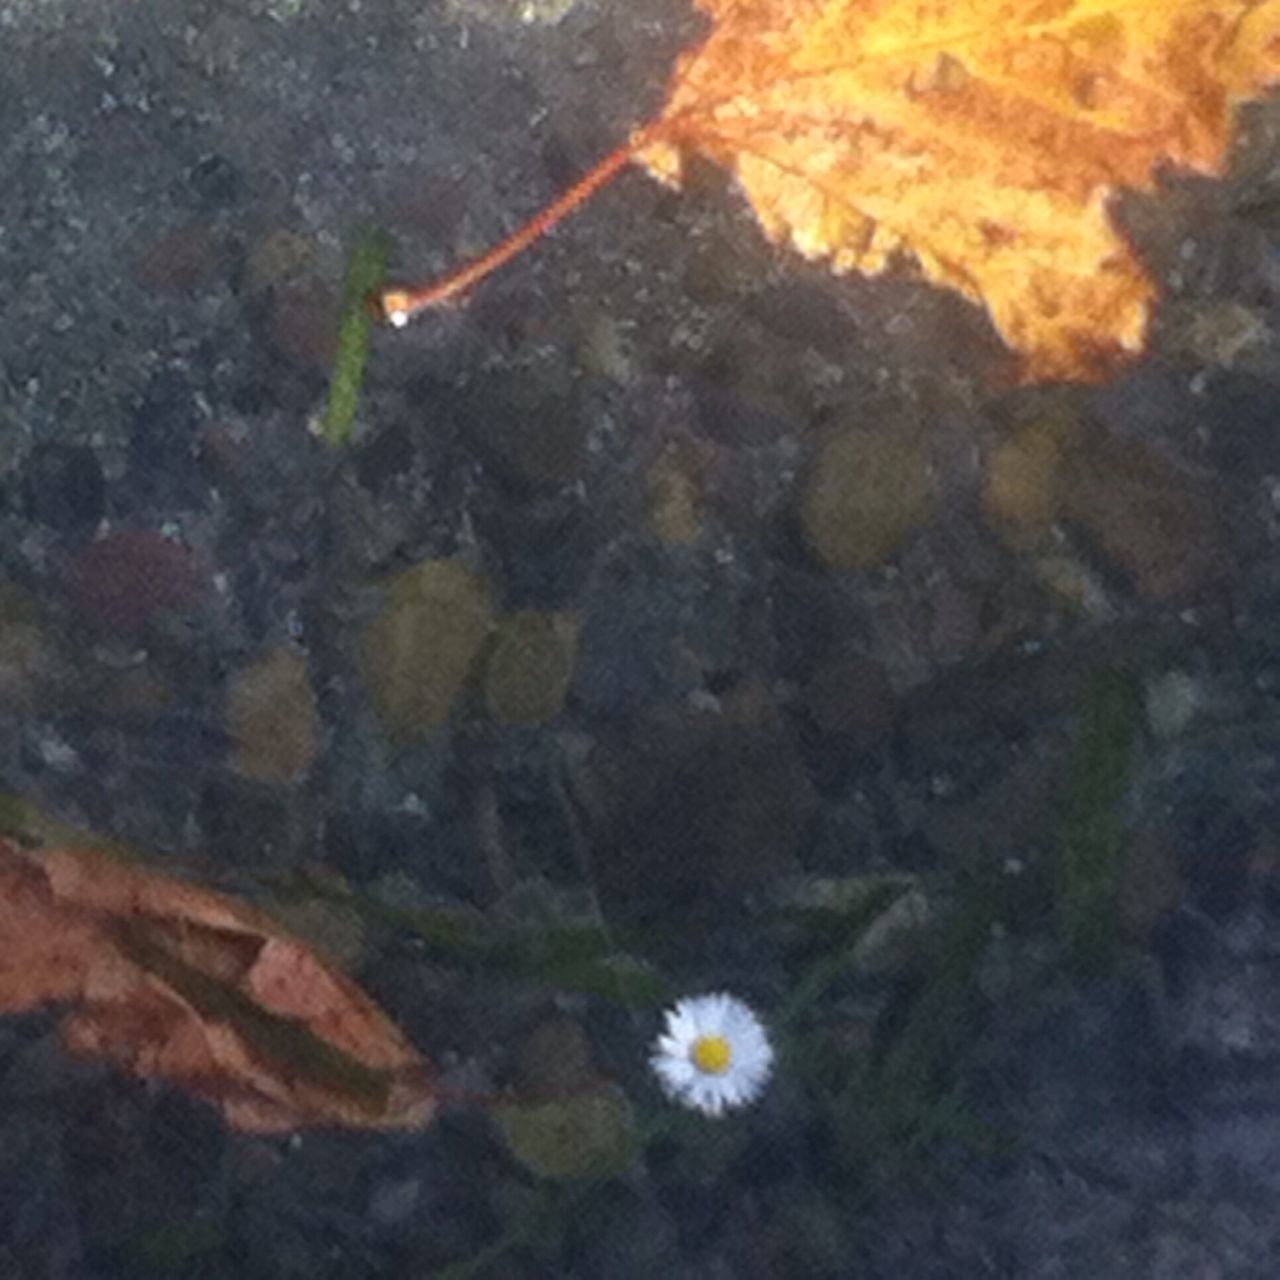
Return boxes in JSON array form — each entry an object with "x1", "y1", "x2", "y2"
[
  {"x1": 747, "y1": 280, "x2": 860, "y2": 359},
  {"x1": 982, "y1": 418, "x2": 1067, "y2": 549},
  {"x1": 353, "y1": 423, "x2": 415, "y2": 494},
  {"x1": 1144, "y1": 669, "x2": 1207, "y2": 741},
  {"x1": 22, "y1": 442, "x2": 105, "y2": 538},
  {"x1": 91, "y1": 665, "x2": 176, "y2": 717},
  {"x1": 799, "y1": 649, "x2": 896, "y2": 738},
  {"x1": 129, "y1": 369, "x2": 206, "y2": 509},
  {"x1": 359, "y1": 558, "x2": 495, "y2": 745},
  {"x1": 574, "y1": 307, "x2": 635, "y2": 384},
  {"x1": 1062, "y1": 426, "x2": 1226, "y2": 601},
  {"x1": 135, "y1": 222, "x2": 230, "y2": 292},
  {"x1": 227, "y1": 646, "x2": 320, "y2": 784},
  {"x1": 197, "y1": 421, "x2": 252, "y2": 481},
  {"x1": 646, "y1": 442, "x2": 705, "y2": 546},
  {"x1": 514, "y1": 1018, "x2": 599, "y2": 1098},
  {"x1": 269, "y1": 279, "x2": 340, "y2": 373},
  {"x1": 800, "y1": 428, "x2": 935, "y2": 570},
  {"x1": 569, "y1": 551, "x2": 692, "y2": 718},
  {"x1": 1180, "y1": 299, "x2": 1270, "y2": 370},
  {"x1": 183, "y1": 153, "x2": 243, "y2": 211},
  {"x1": 367, "y1": 1176, "x2": 421, "y2": 1228},
  {"x1": 466, "y1": 376, "x2": 589, "y2": 492},
  {"x1": 601, "y1": 713, "x2": 815, "y2": 913},
  {"x1": 61, "y1": 530, "x2": 208, "y2": 636},
  {"x1": 691, "y1": 728, "x2": 815, "y2": 891},
  {"x1": 483, "y1": 610, "x2": 580, "y2": 725},
  {"x1": 443, "y1": 0, "x2": 580, "y2": 26},
  {"x1": 246, "y1": 228, "x2": 323, "y2": 294}
]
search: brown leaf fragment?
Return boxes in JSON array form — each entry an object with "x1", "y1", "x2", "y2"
[
  {"x1": 0, "y1": 840, "x2": 434, "y2": 1133},
  {"x1": 227, "y1": 646, "x2": 321, "y2": 784}
]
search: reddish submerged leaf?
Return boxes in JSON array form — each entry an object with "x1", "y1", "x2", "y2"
[{"x1": 0, "y1": 840, "x2": 434, "y2": 1133}]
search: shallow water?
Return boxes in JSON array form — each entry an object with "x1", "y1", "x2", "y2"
[{"x1": 3, "y1": 1, "x2": 1280, "y2": 1276}]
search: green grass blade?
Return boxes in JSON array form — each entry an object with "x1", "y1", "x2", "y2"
[{"x1": 319, "y1": 228, "x2": 391, "y2": 447}]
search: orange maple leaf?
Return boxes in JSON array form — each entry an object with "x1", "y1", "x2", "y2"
[
  {"x1": 375, "y1": 0, "x2": 1280, "y2": 382},
  {"x1": 0, "y1": 839, "x2": 434, "y2": 1132}
]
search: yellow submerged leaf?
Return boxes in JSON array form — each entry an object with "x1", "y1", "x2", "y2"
[
  {"x1": 377, "y1": 0, "x2": 1279, "y2": 382},
  {"x1": 634, "y1": 0, "x2": 1280, "y2": 381}
]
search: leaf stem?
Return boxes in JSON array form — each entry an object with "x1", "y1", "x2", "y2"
[{"x1": 369, "y1": 133, "x2": 653, "y2": 327}]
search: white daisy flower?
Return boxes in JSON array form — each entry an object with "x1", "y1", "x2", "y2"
[{"x1": 650, "y1": 992, "x2": 774, "y2": 1116}]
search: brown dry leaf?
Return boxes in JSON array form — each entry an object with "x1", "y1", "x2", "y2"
[
  {"x1": 631, "y1": 0, "x2": 1280, "y2": 381},
  {"x1": 0, "y1": 839, "x2": 434, "y2": 1133}
]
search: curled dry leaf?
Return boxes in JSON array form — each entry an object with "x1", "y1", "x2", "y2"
[
  {"x1": 378, "y1": 0, "x2": 1280, "y2": 383},
  {"x1": 0, "y1": 839, "x2": 434, "y2": 1133}
]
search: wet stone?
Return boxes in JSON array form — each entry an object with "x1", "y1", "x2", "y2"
[
  {"x1": 597, "y1": 713, "x2": 815, "y2": 930},
  {"x1": 128, "y1": 369, "x2": 207, "y2": 511},
  {"x1": 326, "y1": 805, "x2": 486, "y2": 900},
  {"x1": 134, "y1": 222, "x2": 231, "y2": 293},
  {"x1": 359, "y1": 557, "x2": 496, "y2": 746},
  {"x1": 22, "y1": 441, "x2": 105, "y2": 538},
  {"x1": 465, "y1": 378, "x2": 590, "y2": 494},
  {"x1": 646, "y1": 441, "x2": 705, "y2": 546},
  {"x1": 693, "y1": 382, "x2": 799, "y2": 448},
  {"x1": 246, "y1": 228, "x2": 324, "y2": 294},
  {"x1": 982, "y1": 418, "x2": 1067, "y2": 550},
  {"x1": 767, "y1": 566, "x2": 842, "y2": 682},
  {"x1": 182, "y1": 152, "x2": 243, "y2": 211},
  {"x1": 227, "y1": 645, "x2": 320, "y2": 784},
  {"x1": 268, "y1": 279, "x2": 341, "y2": 374},
  {"x1": 63, "y1": 1086, "x2": 226, "y2": 1261},
  {"x1": 746, "y1": 280, "x2": 860, "y2": 360},
  {"x1": 513, "y1": 1017, "x2": 600, "y2": 1097},
  {"x1": 483, "y1": 610, "x2": 580, "y2": 725},
  {"x1": 800, "y1": 427, "x2": 936, "y2": 570},
  {"x1": 1062, "y1": 424, "x2": 1227, "y2": 602},
  {"x1": 476, "y1": 496, "x2": 600, "y2": 610},
  {"x1": 494, "y1": 1086, "x2": 635, "y2": 1180},
  {"x1": 798, "y1": 648, "x2": 896, "y2": 740},
  {"x1": 60, "y1": 530, "x2": 209, "y2": 637}
]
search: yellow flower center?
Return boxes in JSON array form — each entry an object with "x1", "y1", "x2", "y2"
[{"x1": 690, "y1": 1034, "x2": 733, "y2": 1075}]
